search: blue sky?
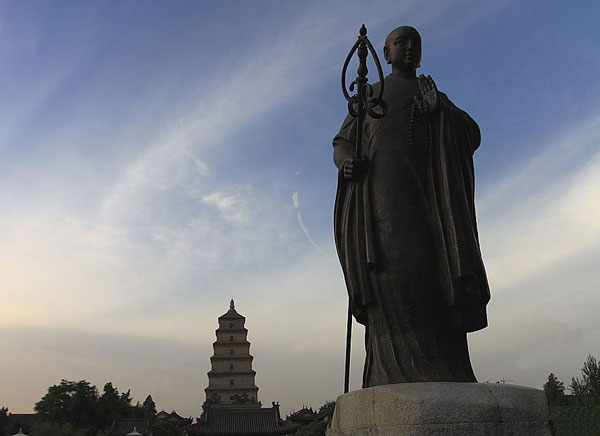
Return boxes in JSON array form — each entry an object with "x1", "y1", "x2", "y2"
[{"x1": 1, "y1": 0, "x2": 599, "y2": 416}]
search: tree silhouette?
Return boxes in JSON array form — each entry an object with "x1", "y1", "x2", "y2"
[
  {"x1": 570, "y1": 355, "x2": 600, "y2": 395},
  {"x1": 35, "y1": 380, "x2": 98, "y2": 428},
  {"x1": 543, "y1": 373, "x2": 565, "y2": 404},
  {"x1": 142, "y1": 396, "x2": 157, "y2": 421}
]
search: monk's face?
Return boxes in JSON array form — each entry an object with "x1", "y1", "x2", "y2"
[{"x1": 384, "y1": 27, "x2": 421, "y2": 73}]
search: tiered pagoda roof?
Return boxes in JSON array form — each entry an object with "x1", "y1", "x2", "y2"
[
  {"x1": 193, "y1": 300, "x2": 298, "y2": 436},
  {"x1": 205, "y1": 299, "x2": 259, "y2": 406}
]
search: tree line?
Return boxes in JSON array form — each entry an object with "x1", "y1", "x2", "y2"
[
  {"x1": 2, "y1": 379, "x2": 334, "y2": 436},
  {"x1": 544, "y1": 354, "x2": 600, "y2": 404},
  {"x1": 5, "y1": 356, "x2": 597, "y2": 436},
  {"x1": 1, "y1": 380, "x2": 159, "y2": 436}
]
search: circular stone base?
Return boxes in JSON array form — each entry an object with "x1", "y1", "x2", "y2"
[{"x1": 327, "y1": 383, "x2": 551, "y2": 436}]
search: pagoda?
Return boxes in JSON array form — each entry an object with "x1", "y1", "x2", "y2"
[
  {"x1": 189, "y1": 300, "x2": 298, "y2": 436},
  {"x1": 205, "y1": 299, "x2": 259, "y2": 405}
]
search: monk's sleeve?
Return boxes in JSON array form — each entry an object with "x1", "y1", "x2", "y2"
[
  {"x1": 457, "y1": 107, "x2": 481, "y2": 153},
  {"x1": 333, "y1": 113, "x2": 356, "y2": 169},
  {"x1": 438, "y1": 93, "x2": 481, "y2": 154}
]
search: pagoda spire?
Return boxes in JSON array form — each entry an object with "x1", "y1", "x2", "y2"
[{"x1": 230, "y1": 298, "x2": 235, "y2": 310}]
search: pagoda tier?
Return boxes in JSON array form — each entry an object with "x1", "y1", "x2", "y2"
[{"x1": 205, "y1": 300, "x2": 259, "y2": 406}]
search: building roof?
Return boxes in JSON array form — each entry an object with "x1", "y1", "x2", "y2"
[
  {"x1": 210, "y1": 355, "x2": 253, "y2": 361},
  {"x1": 287, "y1": 407, "x2": 318, "y2": 423},
  {"x1": 6, "y1": 414, "x2": 36, "y2": 433},
  {"x1": 213, "y1": 341, "x2": 250, "y2": 347},
  {"x1": 218, "y1": 299, "x2": 245, "y2": 320},
  {"x1": 7, "y1": 414, "x2": 36, "y2": 425},
  {"x1": 215, "y1": 328, "x2": 247, "y2": 333},
  {"x1": 156, "y1": 411, "x2": 170, "y2": 420},
  {"x1": 156, "y1": 411, "x2": 192, "y2": 426},
  {"x1": 188, "y1": 405, "x2": 298, "y2": 436},
  {"x1": 207, "y1": 370, "x2": 256, "y2": 376},
  {"x1": 109, "y1": 419, "x2": 151, "y2": 436},
  {"x1": 205, "y1": 385, "x2": 258, "y2": 392}
]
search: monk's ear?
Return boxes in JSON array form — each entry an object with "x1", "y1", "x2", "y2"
[{"x1": 383, "y1": 46, "x2": 390, "y2": 65}]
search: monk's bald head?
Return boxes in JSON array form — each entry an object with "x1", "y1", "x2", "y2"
[
  {"x1": 384, "y1": 26, "x2": 421, "y2": 50},
  {"x1": 383, "y1": 26, "x2": 422, "y2": 75}
]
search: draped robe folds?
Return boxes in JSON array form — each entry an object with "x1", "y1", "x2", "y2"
[{"x1": 333, "y1": 74, "x2": 490, "y2": 387}]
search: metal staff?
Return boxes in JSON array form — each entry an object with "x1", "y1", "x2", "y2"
[{"x1": 340, "y1": 24, "x2": 387, "y2": 394}]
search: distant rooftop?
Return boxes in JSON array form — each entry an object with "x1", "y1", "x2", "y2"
[
  {"x1": 188, "y1": 404, "x2": 298, "y2": 436},
  {"x1": 109, "y1": 419, "x2": 151, "y2": 436}
]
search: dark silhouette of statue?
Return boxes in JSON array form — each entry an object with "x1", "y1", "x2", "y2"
[{"x1": 333, "y1": 26, "x2": 490, "y2": 387}]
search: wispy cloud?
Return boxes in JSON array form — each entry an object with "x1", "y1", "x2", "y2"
[
  {"x1": 292, "y1": 191, "x2": 326, "y2": 255},
  {"x1": 478, "y1": 113, "x2": 600, "y2": 290}
]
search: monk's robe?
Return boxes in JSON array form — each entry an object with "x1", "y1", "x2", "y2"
[{"x1": 333, "y1": 73, "x2": 490, "y2": 387}]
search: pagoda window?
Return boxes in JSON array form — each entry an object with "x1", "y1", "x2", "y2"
[
  {"x1": 229, "y1": 349, "x2": 234, "y2": 355},
  {"x1": 230, "y1": 323, "x2": 233, "y2": 328},
  {"x1": 229, "y1": 379, "x2": 234, "y2": 385},
  {"x1": 230, "y1": 335, "x2": 234, "y2": 341},
  {"x1": 229, "y1": 363, "x2": 234, "y2": 370}
]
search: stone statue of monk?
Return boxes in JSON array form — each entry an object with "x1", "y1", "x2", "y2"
[{"x1": 333, "y1": 26, "x2": 490, "y2": 387}]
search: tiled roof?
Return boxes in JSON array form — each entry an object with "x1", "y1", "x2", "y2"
[
  {"x1": 215, "y1": 328, "x2": 247, "y2": 333},
  {"x1": 157, "y1": 411, "x2": 192, "y2": 425},
  {"x1": 205, "y1": 385, "x2": 258, "y2": 392},
  {"x1": 207, "y1": 370, "x2": 256, "y2": 376},
  {"x1": 188, "y1": 407, "x2": 298, "y2": 436},
  {"x1": 214, "y1": 339, "x2": 250, "y2": 344},
  {"x1": 288, "y1": 408, "x2": 317, "y2": 423},
  {"x1": 219, "y1": 300, "x2": 245, "y2": 320},
  {"x1": 109, "y1": 419, "x2": 151, "y2": 436},
  {"x1": 210, "y1": 355, "x2": 253, "y2": 361},
  {"x1": 168, "y1": 411, "x2": 185, "y2": 420},
  {"x1": 218, "y1": 308, "x2": 245, "y2": 320},
  {"x1": 156, "y1": 411, "x2": 170, "y2": 419}
]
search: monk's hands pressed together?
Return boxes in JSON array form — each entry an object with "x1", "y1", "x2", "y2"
[
  {"x1": 418, "y1": 74, "x2": 440, "y2": 114},
  {"x1": 343, "y1": 158, "x2": 369, "y2": 181}
]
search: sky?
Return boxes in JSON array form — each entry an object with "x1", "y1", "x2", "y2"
[{"x1": 1, "y1": 0, "x2": 599, "y2": 418}]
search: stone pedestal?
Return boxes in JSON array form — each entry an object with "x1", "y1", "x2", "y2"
[{"x1": 327, "y1": 383, "x2": 551, "y2": 436}]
